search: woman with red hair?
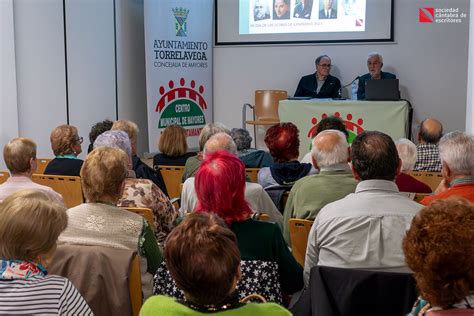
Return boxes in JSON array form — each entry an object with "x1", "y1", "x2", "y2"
[
  {"x1": 194, "y1": 150, "x2": 303, "y2": 295},
  {"x1": 258, "y1": 122, "x2": 316, "y2": 189}
]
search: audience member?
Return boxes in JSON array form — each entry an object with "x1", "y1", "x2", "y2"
[
  {"x1": 194, "y1": 151, "x2": 304, "y2": 295},
  {"x1": 301, "y1": 115, "x2": 349, "y2": 163},
  {"x1": 294, "y1": 0, "x2": 313, "y2": 19},
  {"x1": 141, "y1": 212, "x2": 291, "y2": 315},
  {"x1": 395, "y1": 138, "x2": 432, "y2": 193},
  {"x1": 0, "y1": 190, "x2": 92, "y2": 315},
  {"x1": 182, "y1": 122, "x2": 230, "y2": 182},
  {"x1": 180, "y1": 133, "x2": 282, "y2": 225},
  {"x1": 304, "y1": 131, "x2": 422, "y2": 286},
  {"x1": 58, "y1": 146, "x2": 162, "y2": 297},
  {"x1": 94, "y1": 130, "x2": 178, "y2": 245},
  {"x1": 357, "y1": 52, "x2": 396, "y2": 100},
  {"x1": 421, "y1": 131, "x2": 474, "y2": 205},
  {"x1": 404, "y1": 198, "x2": 474, "y2": 316},
  {"x1": 294, "y1": 55, "x2": 341, "y2": 98},
  {"x1": 44, "y1": 124, "x2": 84, "y2": 176},
  {"x1": 258, "y1": 122, "x2": 315, "y2": 189},
  {"x1": 153, "y1": 124, "x2": 196, "y2": 167},
  {"x1": 87, "y1": 119, "x2": 113, "y2": 153},
  {"x1": 0, "y1": 138, "x2": 63, "y2": 203},
  {"x1": 231, "y1": 128, "x2": 273, "y2": 168},
  {"x1": 414, "y1": 118, "x2": 443, "y2": 172},
  {"x1": 112, "y1": 119, "x2": 168, "y2": 196},
  {"x1": 273, "y1": 0, "x2": 290, "y2": 19},
  {"x1": 283, "y1": 130, "x2": 357, "y2": 243}
]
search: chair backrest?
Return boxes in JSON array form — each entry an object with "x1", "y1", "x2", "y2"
[
  {"x1": 426, "y1": 309, "x2": 474, "y2": 315},
  {"x1": 31, "y1": 174, "x2": 83, "y2": 208},
  {"x1": 414, "y1": 193, "x2": 430, "y2": 203},
  {"x1": 154, "y1": 260, "x2": 283, "y2": 304},
  {"x1": 158, "y1": 165, "x2": 185, "y2": 199},
  {"x1": 123, "y1": 207, "x2": 155, "y2": 229},
  {"x1": 49, "y1": 244, "x2": 141, "y2": 316},
  {"x1": 291, "y1": 265, "x2": 418, "y2": 316},
  {"x1": 245, "y1": 168, "x2": 260, "y2": 183},
  {"x1": 289, "y1": 219, "x2": 314, "y2": 266},
  {"x1": 36, "y1": 158, "x2": 52, "y2": 174},
  {"x1": 408, "y1": 171, "x2": 444, "y2": 192},
  {"x1": 0, "y1": 171, "x2": 9, "y2": 184},
  {"x1": 254, "y1": 90, "x2": 288, "y2": 121}
]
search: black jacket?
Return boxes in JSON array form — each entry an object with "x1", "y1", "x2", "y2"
[
  {"x1": 132, "y1": 155, "x2": 169, "y2": 197},
  {"x1": 294, "y1": 73, "x2": 341, "y2": 99}
]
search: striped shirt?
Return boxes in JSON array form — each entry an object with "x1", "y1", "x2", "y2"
[{"x1": 0, "y1": 275, "x2": 93, "y2": 315}]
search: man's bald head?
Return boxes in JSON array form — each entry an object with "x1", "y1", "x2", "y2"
[
  {"x1": 203, "y1": 133, "x2": 237, "y2": 158},
  {"x1": 311, "y1": 129, "x2": 349, "y2": 169},
  {"x1": 419, "y1": 118, "x2": 443, "y2": 144}
]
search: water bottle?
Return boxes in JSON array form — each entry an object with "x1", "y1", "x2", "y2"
[{"x1": 351, "y1": 81, "x2": 358, "y2": 100}]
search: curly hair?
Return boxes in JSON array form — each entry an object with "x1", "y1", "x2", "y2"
[
  {"x1": 264, "y1": 122, "x2": 300, "y2": 162},
  {"x1": 403, "y1": 198, "x2": 474, "y2": 308},
  {"x1": 50, "y1": 125, "x2": 80, "y2": 156}
]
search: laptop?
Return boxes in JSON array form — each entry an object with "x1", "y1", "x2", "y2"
[{"x1": 365, "y1": 79, "x2": 400, "y2": 100}]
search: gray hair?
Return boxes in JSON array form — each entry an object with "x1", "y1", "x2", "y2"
[
  {"x1": 203, "y1": 133, "x2": 238, "y2": 158},
  {"x1": 94, "y1": 130, "x2": 132, "y2": 157},
  {"x1": 198, "y1": 122, "x2": 230, "y2": 151},
  {"x1": 438, "y1": 131, "x2": 474, "y2": 176},
  {"x1": 395, "y1": 138, "x2": 417, "y2": 172},
  {"x1": 367, "y1": 52, "x2": 383, "y2": 64},
  {"x1": 311, "y1": 129, "x2": 349, "y2": 168},
  {"x1": 230, "y1": 128, "x2": 252, "y2": 151}
]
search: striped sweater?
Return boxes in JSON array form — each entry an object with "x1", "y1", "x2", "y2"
[{"x1": 0, "y1": 275, "x2": 92, "y2": 315}]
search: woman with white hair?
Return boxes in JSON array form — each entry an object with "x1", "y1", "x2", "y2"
[{"x1": 395, "y1": 138, "x2": 432, "y2": 193}]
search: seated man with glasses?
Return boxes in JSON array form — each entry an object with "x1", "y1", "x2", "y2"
[{"x1": 294, "y1": 55, "x2": 341, "y2": 99}]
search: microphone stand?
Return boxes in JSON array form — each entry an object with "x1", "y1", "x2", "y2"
[{"x1": 335, "y1": 76, "x2": 360, "y2": 100}]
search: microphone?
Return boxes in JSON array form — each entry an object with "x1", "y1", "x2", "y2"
[{"x1": 337, "y1": 76, "x2": 360, "y2": 99}]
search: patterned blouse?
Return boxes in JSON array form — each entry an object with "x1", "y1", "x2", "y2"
[
  {"x1": 414, "y1": 144, "x2": 442, "y2": 172},
  {"x1": 118, "y1": 178, "x2": 179, "y2": 245}
]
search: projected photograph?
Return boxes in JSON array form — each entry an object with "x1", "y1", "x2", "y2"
[
  {"x1": 243, "y1": 0, "x2": 366, "y2": 35},
  {"x1": 273, "y1": 0, "x2": 290, "y2": 20},
  {"x1": 253, "y1": 0, "x2": 270, "y2": 21},
  {"x1": 293, "y1": 0, "x2": 313, "y2": 19}
]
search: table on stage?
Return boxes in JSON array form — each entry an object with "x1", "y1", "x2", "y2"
[{"x1": 278, "y1": 99, "x2": 410, "y2": 159}]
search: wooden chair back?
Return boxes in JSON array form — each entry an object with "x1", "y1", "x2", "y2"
[
  {"x1": 158, "y1": 165, "x2": 185, "y2": 199},
  {"x1": 414, "y1": 193, "x2": 430, "y2": 203},
  {"x1": 0, "y1": 171, "x2": 9, "y2": 184},
  {"x1": 123, "y1": 207, "x2": 155, "y2": 229},
  {"x1": 289, "y1": 219, "x2": 314, "y2": 266},
  {"x1": 246, "y1": 90, "x2": 288, "y2": 125},
  {"x1": 129, "y1": 254, "x2": 142, "y2": 316},
  {"x1": 408, "y1": 171, "x2": 443, "y2": 192},
  {"x1": 36, "y1": 158, "x2": 52, "y2": 174},
  {"x1": 245, "y1": 168, "x2": 260, "y2": 183},
  {"x1": 31, "y1": 174, "x2": 83, "y2": 208}
]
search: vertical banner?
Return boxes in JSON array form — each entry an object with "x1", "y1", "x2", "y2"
[{"x1": 144, "y1": 0, "x2": 213, "y2": 152}]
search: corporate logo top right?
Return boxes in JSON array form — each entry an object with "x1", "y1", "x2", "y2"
[{"x1": 419, "y1": 7, "x2": 467, "y2": 24}]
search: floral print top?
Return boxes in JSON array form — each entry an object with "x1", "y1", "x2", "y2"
[{"x1": 117, "y1": 178, "x2": 179, "y2": 245}]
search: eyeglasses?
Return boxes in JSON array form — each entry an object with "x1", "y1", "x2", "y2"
[
  {"x1": 318, "y1": 63, "x2": 332, "y2": 68},
  {"x1": 75, "y1": 136, "x2": 83, "y2": 144}
]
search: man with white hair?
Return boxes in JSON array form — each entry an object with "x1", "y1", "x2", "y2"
[
  {"x1": 357, "y1": 52, "x2": 396, "y2": 100},
  {"x1": 282, "y1": 130, "x2": 357, "y2": 244},
  {"x1": 421, "y1": 131, "x2": 474, "y2": 204},
  {"x1": 180, "y1": 133, "x2": 283, "y2": 227}
]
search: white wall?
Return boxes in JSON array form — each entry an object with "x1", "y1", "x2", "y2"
[
  {"x1": 66, "y1": 0, "x2": 117, "y2": 159},
  {"x1": 13, "y1": 0, "x2": 68, "y2": 158},
  {"x1": 0, "y1": 0, "x2": 19, "y2": 170},
  {"x1": 214, "y1": 0, "x2": 470, "y2": 140}
]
